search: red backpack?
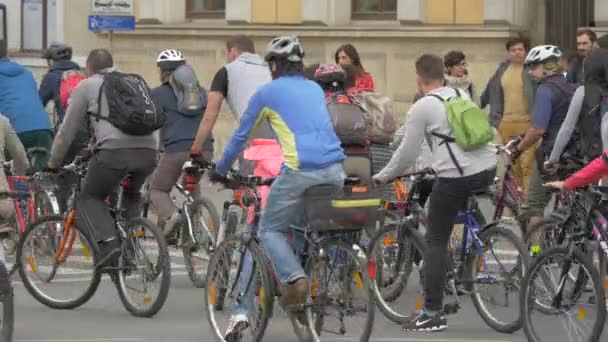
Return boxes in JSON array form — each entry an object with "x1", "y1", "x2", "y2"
[{"x1": 58, "y1": 70, "x2": 87, "y2": 111}]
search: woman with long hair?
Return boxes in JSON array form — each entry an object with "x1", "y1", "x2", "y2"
[{"x1": 335, "y1": 44, "x2": 375, "y2": 92}]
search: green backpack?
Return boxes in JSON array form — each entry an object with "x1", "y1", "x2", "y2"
[
  {"x1": 429, "y1": 89, "x2": 494, "y2": 175},
  {"x1": 429, "y1": 89, "x2": 494, "y2": 151}
]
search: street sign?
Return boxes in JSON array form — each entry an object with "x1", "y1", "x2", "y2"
[
  {"x1": 88, "y1": 15, "x2": 135, "y2": 31},
  {"x1": 90, "y1": 0, "x2": 134, "y2": 16}
]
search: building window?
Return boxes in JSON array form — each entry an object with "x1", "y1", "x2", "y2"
[
  {"x1": 186, "y1": 0, "x2": 225, "y2": 19},
  {"x1": 352, "y1": 0, "x2": 397, "y2": 20}
]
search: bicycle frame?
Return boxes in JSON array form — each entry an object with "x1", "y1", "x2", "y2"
[
  {"x1": 171, "y1": 183, "x2": 217, "y2": 249},
  {"x1": 493, "y1": 161, "x2": 523, "y2": 221}
]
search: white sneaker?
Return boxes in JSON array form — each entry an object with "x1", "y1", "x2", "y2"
[{"x1": 224, "y1": 313, "x2": 249, "y2": 342}]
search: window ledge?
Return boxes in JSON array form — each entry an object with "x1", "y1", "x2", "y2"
[{"x1": 111, "y1": 23, "x2": 523, "y2": 39}]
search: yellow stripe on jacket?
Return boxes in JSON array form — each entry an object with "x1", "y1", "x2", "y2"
[{"x1": 256, "y1": 107, "x2": 299, "y2": 170}]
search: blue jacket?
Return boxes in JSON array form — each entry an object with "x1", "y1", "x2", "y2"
[
  {"x1": 151, "y1": 83, "x2": 213, "y2": 153},
  {"x1": 217, "y1": 75, "x2": 345, "y2": 173},
  {"x1": 0, "y1": 59, "x2": 52, "y2": 134},
  {"x1": 39, "y1": 59, "x2": 80, "y2": 123}
]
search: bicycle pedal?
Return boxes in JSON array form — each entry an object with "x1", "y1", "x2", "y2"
[{"x1": 442, "y1": 302, "x2": 461, "y2": 315}]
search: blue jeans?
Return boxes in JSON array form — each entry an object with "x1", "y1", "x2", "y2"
[
  {"x1": 260, "y1": 163, "x2": 345, "y2": 284},
  {"x1": 231, "y1": 163, "x2": 345, "y2": 316}
]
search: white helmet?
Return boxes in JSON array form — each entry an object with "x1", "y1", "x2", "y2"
[
  {"x1": 264, "y1": 35, "x2": 305, "y2": 63},
  {"x1": 157, "y1": 49, "x2": 185, "y2": 63},
  {"x1": 525, "y1": 45, "x2": 562, "y2": 65}
]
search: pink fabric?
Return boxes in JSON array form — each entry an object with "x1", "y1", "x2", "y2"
[{"x1": 243, "y1": 139, "x2": 284, "y2": 223}]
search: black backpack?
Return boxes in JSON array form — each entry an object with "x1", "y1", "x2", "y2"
[
  {"x1": 579, "y1": 84, "x2": 608, "y2": 160},
  {"x1": 91, "y1": 72, "x2": 166, "y2": 136}
]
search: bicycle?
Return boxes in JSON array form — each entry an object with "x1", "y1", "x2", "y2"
[
  {"x1": 491, "y1": 144, "x2": 524, "y2": 222},
  {"x1": 368, "y1": 168, "x2": 530, "y2": 333},
  {"x1": 0, "y1": 161, "x2": 60, "y2": 276},
  {"x1": 140, "y1": 159, "x2": 220, "y2": 288},
  {"x1": 16, "y1": 152, "x2": 171, "y2": 317},
  {"x1": 520, "y1": 185, "x2": 608, "y2": 342},
  {"x1": 0, "y1": 191, "x2": 30, "y2": 342},
  {"x1": 203, "y1": 162, "x2": 376, "y2": 342}
]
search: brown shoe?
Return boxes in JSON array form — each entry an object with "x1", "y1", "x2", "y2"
[{"x1": 281, "y1": 277, "x2": 310, "y2": 309}]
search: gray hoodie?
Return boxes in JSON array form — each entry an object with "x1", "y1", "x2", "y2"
[{"x1": 48, "y1": 68, "x2": 156, "y2": 168}]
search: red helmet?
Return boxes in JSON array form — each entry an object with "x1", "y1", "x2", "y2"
[{"x1": 314, "y1": 64, "x2": 345, "y2": 84}]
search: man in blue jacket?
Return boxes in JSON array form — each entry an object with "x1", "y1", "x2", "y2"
[
  {"x1": 213, "y1": 35, "x2": 345, "y2": 338},
  {"x1": 39, "y1": 42, "x2": 80, "y2": 124},
  {"x1": 0, "y1": 53, "x2": 52, "y2": 169}
]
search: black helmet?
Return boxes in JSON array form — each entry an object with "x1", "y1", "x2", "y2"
[{"x1": 42, "y1": 42, "x2": 72, "y2": 61}]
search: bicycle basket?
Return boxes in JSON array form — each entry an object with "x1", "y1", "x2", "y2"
[{"x1": 303, "y1": 184, "x2": 383, "y2": 232}]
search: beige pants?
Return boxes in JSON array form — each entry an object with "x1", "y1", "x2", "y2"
[{"x1": 498, "y1": 118, "x2": 535, "y2": 197}]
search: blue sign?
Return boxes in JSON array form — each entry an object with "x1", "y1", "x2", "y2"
[{"x1": 88, "y1": 15, "x2": 135, "y2": 31}]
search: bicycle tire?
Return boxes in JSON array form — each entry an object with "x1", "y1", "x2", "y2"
[
  {"x1": 182, "y1": 197, "x2": 220, "y2": 288},
  {"x1": 33, "y1": 188, "x2": 60, "y2": 219},
  {"x1": 467, "y1": 225, "x2": 529, "y2": 333},
  {"x1": 521, "y1": 247, "x2": 606, "y2": 342},
  {"x1": 115, "y1": 217, "x2": 171, "y2": 317},
  {"x1": 0, "y1": 262, "x2": 13, "y2": 342},
  {"x1": 205, "y1": 234, "x2": 274, "y2": 342},
  {"x1": 372, "y1": 222, "x2": 413, "y2": 303},
  {"x1": 16, "y1": 215, "x2": 101, "y2": 309},
  {"x1": 368, "y1": 221, "x2": 427, "y2": 324},
  {"x1": 2, "y1": 233, "x2": 18, "y2": 278},
  {"x1": 525, "y1": 217, "x2": 573, "y2": 255},
  {"x1": 305, "y1": 238, "x2": 374, "y2": 342}
]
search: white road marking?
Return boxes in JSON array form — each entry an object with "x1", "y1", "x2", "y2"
[{"x1": 17, "y1": 339, "x2": 144, "y2": 342}]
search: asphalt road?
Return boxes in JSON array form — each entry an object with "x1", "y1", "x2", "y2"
[{"x1": 8, "y1": 183, "x2": 607, "y2": 342}]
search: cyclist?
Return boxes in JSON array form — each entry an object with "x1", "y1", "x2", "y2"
[
  {"x1": 46, "y1": 49, "x2": 157, "y2": 268},
  {"x1": 546, "y1": 48, "x2": 608, "y2": 170},
  {"x1": 373, "y1": 54, "x2": 497, "y2": 332},
  {"x1": 39, "y1": 42, "x2": 90, "y2": 164},
  {"x1": 190, "y1": 35, "x2": 275, "y2": 175},
  {"x1": 546, "y1": 150, "x2": 608, "y2": 191},
  {"x1": 150, "y1": 49, "x2": 213, "y2": 236},
  {"x1": 211, "y1": 35, "x2": 345, "y2": 337},
  {"x1": 508, "y1": 45, "x2": 577, "y2": 232},
  {"x1": 39, "y1": 42, "x2": 80, "y2": 125},
  {"x1": 0, "y1": 51, "x2": 53, "y2": 169},
  {"x1": 0, "y1": 114, "x2": 28, "y2": 224}
]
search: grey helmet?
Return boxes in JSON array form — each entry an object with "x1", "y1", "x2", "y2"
[
  {"x1": 264, "y1": 35, "x2": 305, "y2": 63},
  {"x1": 42, "y1": 42, "x2": 72, "y2": 61}
]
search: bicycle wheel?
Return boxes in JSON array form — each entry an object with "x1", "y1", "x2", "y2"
[
  {"x1": 370, "y1": 222, "x2": 413, "y2": 302},
  {"x1": 466, "y1": 224, "x2": 529, "y2": 333},
  {"x1": 305, "y1": 238, "x2": 374, "y2": 341},
  {"x1": 521, "y1": 247, "x2": 606, "y2": 342},
  {"x1": 33, "y1": 188, "x2": 60, "y2": 219},
  {"x1": 368, "y1": 221, "x2": 427, "y2": 324},
  {"x1": 115, "y1": 218, "x2": 171, "y2": 318},
  {"x1": 17, "y1": 215, "x2": 101, "y2": 309},
  {"x1": 182, "y1": 197, "x2": 220, "y2": 288},
  {"x1": 0, "y1": 262, "x2": 13, "y2": 342},
  {"x1": 526, "y1": 217, "x2": 575, "y2": 256},
  {"x1": 0, "y1": 221, "x2": 19, "y2": 277},
  {"x1": 205, "y1": 234, "x2": 274, "y2": 342}
]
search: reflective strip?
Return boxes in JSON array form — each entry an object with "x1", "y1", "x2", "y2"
[{"x1": 331, "y1": 199, "x2": 381, "y2": 208}]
